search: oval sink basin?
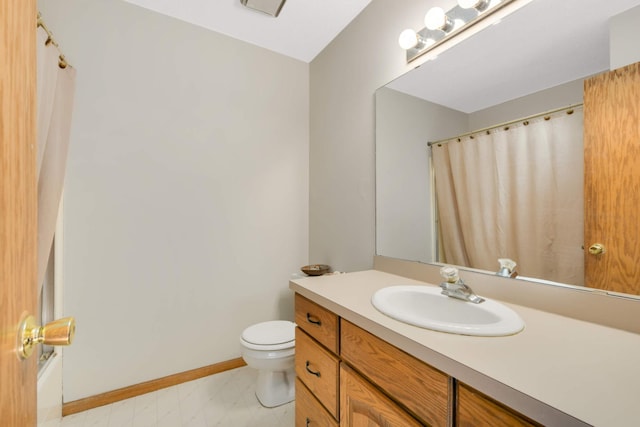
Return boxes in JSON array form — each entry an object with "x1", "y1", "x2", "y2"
[{"x1": 371, "y1": 285, "x2": 524, "y2": 336}]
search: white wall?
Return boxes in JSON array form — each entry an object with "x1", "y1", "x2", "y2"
[
  {"x1": 610, "y1": 4, "x2": 640, "y2": 70},
  {"x1": 469, "y1": 79, "x2": 584, "y2": 130},
  {"x1": 39, "y1": 0, "x2": 309, "y2": 401},
  {"x1": 309, "y1": 0, "x2": 447, "y2": 272},
  {"x1": 375, "y1": 87, "x2": 467, "y2": 263}
]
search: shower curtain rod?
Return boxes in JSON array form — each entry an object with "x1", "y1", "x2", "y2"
[
  {"x1": 37, "y1": 12, "x2": 70, "y2": 68},
  {"x1": 427, "y1": 103, "x2": 584, "y2": 147}
]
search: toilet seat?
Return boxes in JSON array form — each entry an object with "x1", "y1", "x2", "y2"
[{"x1": 241, "y1": 320, "x2": 295, "y2": 351}]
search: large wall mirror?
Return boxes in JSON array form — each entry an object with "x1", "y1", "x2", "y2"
[{"x1": 376, "y1": 0, "x2": 640, "y2": 296}]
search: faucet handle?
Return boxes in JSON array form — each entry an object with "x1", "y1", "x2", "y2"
[
  {"x1": 440, "y1": 266, "x2": 460, "y2": 283},
  {"x1": 497, "y1": 258, "x2": 518, "y2": 277},
  {"x1": 498, "y1": 258, "x2": 516, "y2": 271}
]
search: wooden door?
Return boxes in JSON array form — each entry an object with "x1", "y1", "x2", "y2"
[
  {"x1": 584, "y1": 62, "x2": 640, "y2": 293},
  {"x1": 340, "y1": 364, "x2": 422, "y2": 427},
  {"x1": 0, "y1": 0, "x2": 38, "y2": 425}
]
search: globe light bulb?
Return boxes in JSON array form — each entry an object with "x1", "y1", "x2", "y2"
[
  {"x1": 398, "y1": 29, "x2": 419, "y2": 50},
  {"x1": 425, "y1": 7, "x2": 451, "y2": 31}
]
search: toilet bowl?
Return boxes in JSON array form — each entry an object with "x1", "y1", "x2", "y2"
[{"x1": 240, "y1": 320, "x2": 296, "y2": 408}]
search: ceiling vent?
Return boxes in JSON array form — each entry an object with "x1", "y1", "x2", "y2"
[{"x1": 240, "y1": 0, "x2": 287, "y2": 17}]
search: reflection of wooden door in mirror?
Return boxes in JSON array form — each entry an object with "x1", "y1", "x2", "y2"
[{"x1": 584, "y1": 62, "x2": 640, "y2": 293}]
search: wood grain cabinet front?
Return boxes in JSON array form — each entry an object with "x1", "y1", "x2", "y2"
[
  {"x1": 457, "y1": 383, "x2": 542, "y2": 427},
  {"x1": 295, "y1": 327, "x2": 340, "y2": 419},
  {"x1": 340, "y1": 364, "x2": 423, "y2": 427},
  {"x1": 340, "y1": 319, "x2": 450, "y2": 427},
  {"x1": 295, "y1": 293, "x2": 339, "y2": 353},
  {"x1": 295, "y1": 378, "x2": 339, "y2": 427},
  {"x1": 293, "y1": 292, "x2": 544, "y2": 427},
  {"x1": 294, "y1": 293, "x2": 341, "y2": 424}
]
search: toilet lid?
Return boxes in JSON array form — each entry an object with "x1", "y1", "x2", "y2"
[{"x1": 242, "y1": 320, "x2": 295, "y2": 346}]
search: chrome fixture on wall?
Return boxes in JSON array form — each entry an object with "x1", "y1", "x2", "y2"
[
  {"x1": 398, "y1": 0, "x2": 516, "y2": 63},
  {"x1": 240, "y1": 0, "x2": 287, "y2": 17}
]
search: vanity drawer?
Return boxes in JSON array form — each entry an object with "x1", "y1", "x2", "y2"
[
  {"x1": 295, "y1": 377, "x2": 338, "y2": 427},
  {"x1": 295, "y1": 293, "x2": 339, "y2": 353},
  {"x1": 340, "y1": 320, "x2": 449, "y2": 427},
  {"x1": 295, "y1": 327, "x2": 340, "y2": 419},
  {"x1": 457, "y1": 383, "x2": 542, "y2": 427}
]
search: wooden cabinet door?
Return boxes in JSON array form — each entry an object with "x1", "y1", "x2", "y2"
[
  {"x1": 457, "y1": 383, "x2": 541, "y2": 427},
  {"x1": 584, "y1": 62, "x2": 640, "y2": 293},
  {"x1": 340, "y1": 320, "x2": 448, "y2": 427},
  {"x1": 340, "y1": 364, "x2": 423, "y2": 427}
]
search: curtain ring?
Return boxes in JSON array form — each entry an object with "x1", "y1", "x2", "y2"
[
  {"x1": 544, "y1": 116, "x2": 551, "y2": 121},
  {"x1": 45, "y1": 36, "x2": 53, "y2": 46},
  {"x1": 523, "y1": 121, "x2": 529, "y2": 126},
  {"x1": 567, "y1": 109, "x2": 574, "y2": 115},
  {"x1": 58, "y1": 55, "x2": 68, "y2": 69}
]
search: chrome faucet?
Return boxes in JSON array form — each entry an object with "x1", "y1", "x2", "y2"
[
  {"x1": 439, "y1": 266, "x2": 485, "y2": 304},
  {"x1": 496, "y1": 258, "x2": 518, "y2": 278}
]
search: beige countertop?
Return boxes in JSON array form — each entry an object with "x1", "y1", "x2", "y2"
[{"x1": 290, "y1": 269, "x2": 640, "y2": 427}]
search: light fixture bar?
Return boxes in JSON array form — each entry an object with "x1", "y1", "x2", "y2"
[{"x1": 401, "y1": 0, "x2": 518, "y2": 63}]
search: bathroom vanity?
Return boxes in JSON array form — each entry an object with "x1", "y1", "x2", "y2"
[{"x1": 290, "y1": 269, "x2": 640, "y2": 426}]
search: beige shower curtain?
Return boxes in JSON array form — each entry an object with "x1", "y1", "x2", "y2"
[
  {"x1": 36, "y1": 25, "x2": 76, "y2": 288},
  {"x1": 432, "y1": 109, "x2": 584, "y2": 285}
]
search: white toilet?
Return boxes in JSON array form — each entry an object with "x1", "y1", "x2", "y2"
[{"x1": 240, "y1": 320, "x2": 296, "y2": 408}]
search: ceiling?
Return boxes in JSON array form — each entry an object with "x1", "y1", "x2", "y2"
[
  {"x1": 387, "y1": 0, "x2": 640, "y2": 113},
  {"x1": 122, "y1": 0, "x2": 371, "y2": 63}
]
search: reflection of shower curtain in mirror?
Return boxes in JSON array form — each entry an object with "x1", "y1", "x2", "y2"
[
  {"x1": 37, "y1": 25, "x2": 76, "y2": 289},
  {"x1": 432, "y1": 109, "x2": 584, "y2": 285}
]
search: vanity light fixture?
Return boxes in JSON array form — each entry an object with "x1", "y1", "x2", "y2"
[
  {"x1": 424, "y1": 7, "x2": 453, "y2": 32},
  {"x1": 399, "y1": 0, "x2": 518, "y2": 63},
  {"x1": 398, "y1": 29, "x2": 421, "y2": 50},
  {"x1": 240, "y1": 0, "x2": 287, "y2": 17},
  {"x1": 458, "y1": 0, "x2": 491, "y2": 11},
  {"x1": 398, "y1": 29, "x2": 436, "y2": 50}
]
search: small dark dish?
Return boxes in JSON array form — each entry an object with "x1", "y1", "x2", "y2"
[{"x1": 301, "y1": 264, "x2": 331, "y2": 276}]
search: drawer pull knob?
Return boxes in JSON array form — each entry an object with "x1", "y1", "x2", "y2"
[
  {"x1": 306, "y1": 313, "x2": 322, "y2": 326},
  {"x1": 305, "y1": 361, "x2": 321, "y2": 377}
]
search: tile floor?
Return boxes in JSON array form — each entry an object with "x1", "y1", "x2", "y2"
[{"x1": 59, "y1": 366, "x2": 294, "y2": 427}]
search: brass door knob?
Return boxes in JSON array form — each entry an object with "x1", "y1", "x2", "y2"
[
  {"x1": 17, "y1": 315, "x2": 76, "y2": 360},
  {"x1": 588, "y1": 243, "x2": 606, "y2": 255}
]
